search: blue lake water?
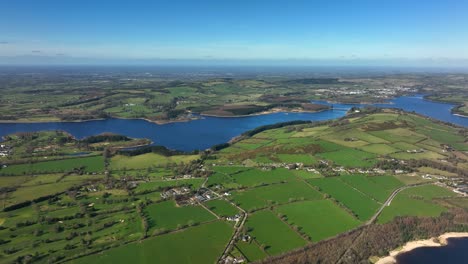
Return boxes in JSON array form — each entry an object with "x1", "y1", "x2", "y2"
[
  {"x1": 396, "y1": 237, "x2": 468, "y2": 264},
  {"x1": 0, "y1": 95, "x2": 466, "y2": 151}
]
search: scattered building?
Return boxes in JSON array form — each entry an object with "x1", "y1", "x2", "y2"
[
  {"x1": 226, "y1": 214, "x2": 241, "y2": 222},
  {"x1": 0, "y1": 144, "x2": 12, "y2": 157},
  {"x1": 161, "y1": 187, "x2": 191, "y2": 199}
]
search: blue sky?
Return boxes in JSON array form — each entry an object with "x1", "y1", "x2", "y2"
[{"x1": 1, "y1": 0, "x2": 468, "y2": 65}]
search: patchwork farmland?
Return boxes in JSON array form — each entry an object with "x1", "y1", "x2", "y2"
[{"x1": 0, "y1": 110, "x2": 466, "y2": 263}]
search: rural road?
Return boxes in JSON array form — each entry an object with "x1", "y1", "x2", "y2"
[
  {"x1": 366, "y1": 183, "x2": 430, "y2": 225},
  {"x1": 336, "y1": 183, "x2": 431, "y2": 264}
]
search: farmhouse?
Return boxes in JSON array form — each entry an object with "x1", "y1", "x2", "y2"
[
  {"x1": 226, "y1": 214, "x2": 241, "y2": 222},
  {"x1": 193, "y1": 188, "x2": 214, "y2": 202},
  {"x1": 161, "y1": 187, "x2": 191, "y2": 199},
  {"x1": 0, "y1": 144, "x2": 12, "y2": 157}
]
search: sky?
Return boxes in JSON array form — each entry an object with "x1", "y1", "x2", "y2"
[{"x1": 1, "y1": 0, "x2": 468, "y2": 66}]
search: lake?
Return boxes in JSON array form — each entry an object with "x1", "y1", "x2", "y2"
[
  {"x1": 396, "y1": 237, "x2": 468, "y2": 264},
  {"x1": 0, "y1": 95, "x2": 466, "y2": 151}
]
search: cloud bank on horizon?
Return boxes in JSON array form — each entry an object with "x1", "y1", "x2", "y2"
[{"x1": 1, "y1": 0, "x2": 467, "y2": 66}]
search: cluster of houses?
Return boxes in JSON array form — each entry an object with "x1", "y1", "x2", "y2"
[
  {"x1": 193, "y1": 188, "x2": 214, "y2": 202},
  {"x1": 313, "y1": 85, "x2": 417, "y2": 99},
  {"x1": 0, "y1": 144, "x2": 12, "y2": 157},
  {"x1": 423, "y1": 173, "x2": 468, "y2": 196},
  {"x1": 406, "y1": 149, "x2": 425, "y2": 153},
  {"x1": 223, "y1": 256, "x2": 245, "y2": 264},
  {"x1": 422, "y1": 174, "x2": 447, "y2": 180},
  {"x1": 226, "y1": 214, "x2": 242, "y2": 222},
  {"x1": 161, "y1": 187, "x2": 191, "y2": 199},
  {"x1": 453, "y1": 183, "x2": 468, "y2": 196},
  {"x1": 441, "y1": 144, "x2": 455, "y2": 153}
]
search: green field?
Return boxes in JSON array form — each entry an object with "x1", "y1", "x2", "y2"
[
  {"x1": 378, "y1": 185, "x2": 457, "y2": 223},
  {"x1": 276, "y1": 200, "x2": 361, "y2": 242},
  {"x1": 231, "y1": 168, "x2": 295, "y2": 187},
  {"x1": 317, "y1": 148, "x2": 377, "y2": 168},
  {"x1": 134, "y1": 179, "x2": 204, "y2": 193},
  {"x1": 4, "y1": 181, "x2": 84, "y2": 207},
  {"x1": 72, "y1": 221, "x2": 233, "y2": 264},
  {"x1": 144, "y1": 201, "x2": 216, "y2": 232},
  {"x1": 246, "y1": 210, "x2": 307, "y2": 255},
  {"x1": 339, "y1": 175, "x2": 403, "y2": 202},
  {"x1": 0, "y1": 108, "x2": 466, "y2": 263},
  {"x1": 110, "y1": 153, "x2": 199, "y2": 170},
  {"x1": 204, "y1": 199, "x2": 240, "y2": 217},
  {"x1": 277, "y1": 154, "x2": 318, "y2": 165},
  {"x1": 231, "y1": 181, "x2": 323, "y2": 211},
  {"x1": 0, "y1": 155, "x2": 104, "y2": 175},
  {"x1": 235, "y1": 240, "x2": 268, "y2": 262},
  {"x1": 308, "y1": 177, "x2": 380, "y2": 221},
  {"x1": 358, "y1": 143, "x2": 399, "y2": 155}
]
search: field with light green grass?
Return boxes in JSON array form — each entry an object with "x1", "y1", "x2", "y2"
[
  {"x1": 235, "y1": 240, "x2": 268, "y2": 262},
  {"x1": 72, "y1": 221, "x2": 232, "y2": 264},
  {"x1": 144, "y1": 200, "x2": 216, "y2": 232},
  {"x1": 110, "y1": 153, "x2": 199, "y2": 170},
  {"x1": 0, "y1": 109, "x2": 466, "y2": 263},
  {"x1": 231, "y1": 181, "x2": 323, "y2": 211},
  {"x1": 339, "y1": 175, "x2": 403, "y2": 202},
  {"x1": 231, "y1": 168, "x2": 295, "y2": 188},
  {"x1": 204, "y1": 199, "x2": 240, "y2": 217},
  {"x1": 308, "y1": 177, "x2": 380, "y2": 221},
  {"x1": 275, "y1": 200, "x2": 361, "y2": 242},
  {"x1": 0, "y1": 155, "x2": 104, "y2": 175},
  {"x1": 378, "y1": 185, "x2": 457, "y2": 223},
  {"x1": 245, "y1": 210, "x2": 307, "y2": 255}
]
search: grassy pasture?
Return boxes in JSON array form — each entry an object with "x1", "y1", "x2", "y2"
[
  {"x1": 415, "y1": 127, "x2": 465, "y2": 146},
  {"x1": 358, "y1": 143, "x2": 399, "y2": 155},
  {"x1": 110, "y1": 153, "x2": 199, "y2": 170},
  {"x1": 320, "y1": 132, "x2": 370, "y2": 148},
  {"x1": 293, "y1": 170, "x2": 322, "y2": 179},
  {"x1": 72, "y1": 221, "x2": 232, "y2": 264},
  {"x1": 392, "y1": 142, "x2": 420, "y2": 151},
  {"x1": 135, "y1": 179, "x2": 204, "y2": 192},
  {"x1": 308, "y1": 177, "x2": 380, "y2": 221},
  {"x1": 277, "y1": 154, "x2": 318, "y2": 165},
  {"x1": 252, "y1": 128, "x2": 293, "y2": 140},
  {"x1": 212, "y1": 166, "x2": 249, "y2": 175},
  {"x1": 232, "y1": 168, "x2": 295, "y2": 188},
  {"x1": 291, "y1": 126, "x2": 330, "y2": 137},
  {"x1": 314, "y1": 140, "x2": 344, "y2": 152},
  {"x1": 246, "y1": 210, "x2": 307, "y2": 256},
  {"x1": 0, "y1": 175, "x2": 30, "y2": 186},
  {"x1": 339, "y1": 175, "x2": 403, "y2": 202},
  {"x1": 231, "y1": 181, "x2": 323, "y2": 211},
  {"x1": 417, "y1": 167, "x2": 457, "y2": 177},
  {"x1": 206, "y1": 172, "x2": 240, "y2": 189},
  {"x1": 394, "y1": 174, "x2": 434, "y2": 185},
  {"x1": 378, "y1": 185, "x2": 457, "y2": 223},
  {"x1": 369, "y1": 128, "x2": 427, "y2": 144},
  {"x1": 317, "y1": 148, "x2": 377, "y2": 168},
  {"x1": 403, "y1": 184, "x2": 456, "y2": 199},
  {"x1": 20, "y1": 174, "x2": 63, "y2": 186},
  {"x1": 204, "y1": 199, "x2": 239, "y2": 217},
  {"x1": 276, "y1": 200, "x2": 361, "y2": 242},
  {"x1": 236, "y1": 240, "x2": 268, "y2": 262},
  {"x1": 144, "y1": 200, "x2": 216, "y2": 232},
  {"x1": 4, "y1": 181, "x2": 81, "y2": 207},
  {"x1": 0, "y1": 156, "x2": 104, "y2": 175},
  {"x1": 390, "y1": 151, "x2": 444, "y2": 160}
]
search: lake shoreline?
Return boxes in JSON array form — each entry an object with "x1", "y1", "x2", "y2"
[
  {"x1": 200, "y1": 107, "x2": 332, "y2": 118},
  {"x1": 0, "y1": 108, "x2": 333, "y2": 124},
  {"x1": 374, "y1": 232, "x2": 468, "y2": 264},
  {"x1": 0, "y1": 116, "x2": 197, "y2": 125}
]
